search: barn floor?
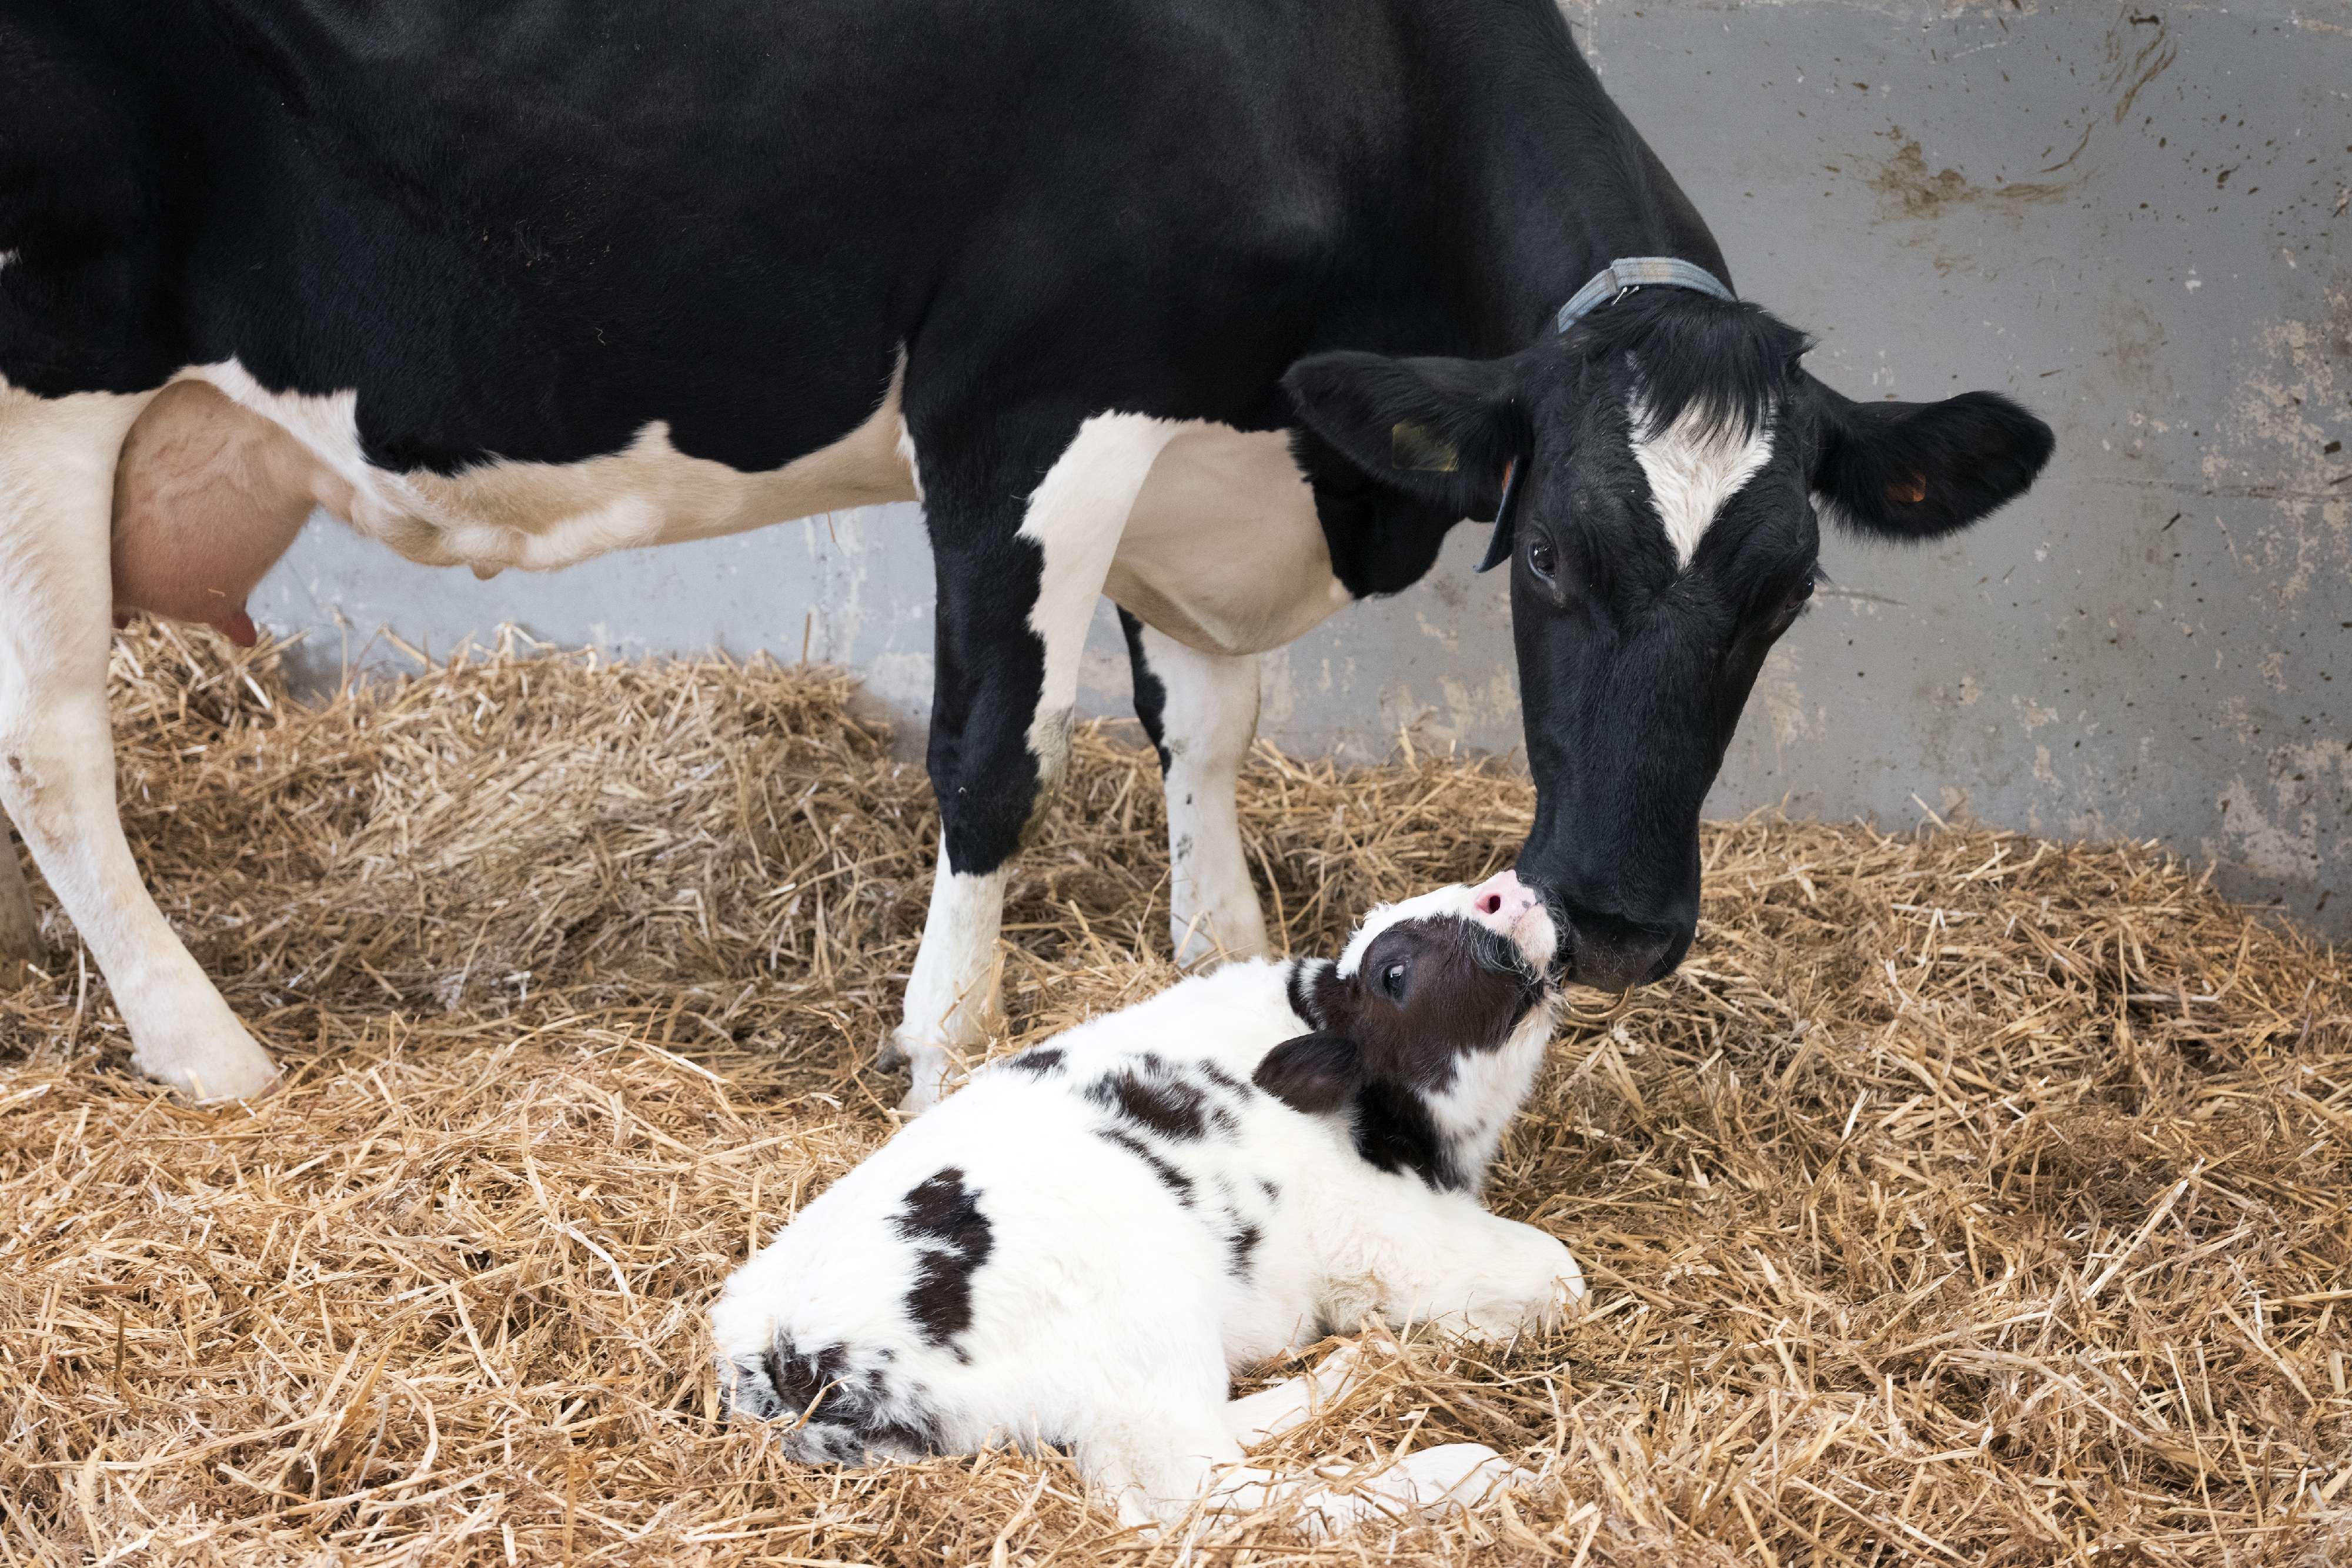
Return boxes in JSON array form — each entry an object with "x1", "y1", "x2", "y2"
[{"x1": 0, "y1": 624, "x2": 2346, "y2": 1567}]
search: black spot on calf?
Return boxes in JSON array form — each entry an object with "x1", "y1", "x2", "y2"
[
  {"x1": 1096, "y1": 1127, "x2": 1196, "y2": 1208},
  {"x1": 1087, "y1": 1066, "x2": 1211, "y2": 1140},
  {"x1": 1198, "y1": 1061, "x2": 1254, "y2": 1099},
  {"x1": 757, "y1": 1337, "x2": 851, "y2": 1423},
  {"x1": 894, "y1": 1167, "x2": 994, "y2": 1355},
  {"x1": 1227, "y1": 1221, "x2": 1261, "y2": 1278},
  {"x1": 1002, "y1": 1047, "x2": 1066, "y2": 1076},
  {"x1": 749, "y1": 1336, "x2": 944, "y2": 1461},
  {"x1": 1351, "y1": 1079, "x2": 1458, "y2": 1191}
]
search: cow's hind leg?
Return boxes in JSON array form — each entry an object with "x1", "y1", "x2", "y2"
[
  {"x1": 0, "y1": 387, "x2": 278, "y2": 1099},
  {"x1": 888, "y1": 414, "x2": 1188, "y2": 1110},
  {"x1": 0, "y1": 816, "x2": 43, "y2": 972},
  {"x1": 1119, "y1": 611, "x2": 1269, "y2": 965}
]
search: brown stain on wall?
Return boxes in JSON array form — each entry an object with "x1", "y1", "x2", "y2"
[
  {"x1": 1863, "y1": 14, "x2": 2173, "y2": 222},
  {"x1": 1865, "y1": 129, "x2": 2079, "y2": 221}
]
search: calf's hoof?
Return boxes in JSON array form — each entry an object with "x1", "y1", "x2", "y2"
[{"x1": 1381, "y1": 1443, "x2": 1534, "y2": 1512}]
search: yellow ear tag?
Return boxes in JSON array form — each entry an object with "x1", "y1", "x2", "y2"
[{"x1": 1390, "y1": 421, "x2": 1461, "y2": 473}]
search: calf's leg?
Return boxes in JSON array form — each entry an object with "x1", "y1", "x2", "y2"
[
  {"x1": 1098, "y1": 1343, "x2": 1524, "y2": 1536},
  {"x1": 1118, "y1": 611, "x2": 1270, "y2": 965},
  {"x1": 1372, "y1": 1208, "x2": 1587, "y2": 1344},
  {"x1": 889, "y1": 413, "x2": 1188, "y2": 1110},
  {"x1": 0, "y1": 386, "x2": 277, "y2": 1099}
]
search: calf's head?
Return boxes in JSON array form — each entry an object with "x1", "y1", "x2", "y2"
[
  {"x1": 1285, "y1": 291, "x2": 2054, "y2": 992},
  {"x1": 1257, "y1": 871, "x2": 1560, "y2": 1189}
]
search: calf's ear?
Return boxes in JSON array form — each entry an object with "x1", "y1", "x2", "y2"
[
  {"x1": 1254, "y1": 1032, "x2": 1364, "y2": 1114},
  {"x1": 1281, "y1": 351, "x2": 1527, "y2": 523},
  {"x1": 1799, "y1": 376, "x2": 2054, "y2": 541}
]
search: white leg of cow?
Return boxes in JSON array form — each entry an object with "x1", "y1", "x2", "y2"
[
  {"x1": 891, "y1": 414, "x2": 1184, "y2": 1112},
  {"x1": 0, "y1": 815, "x2": 44, "y2": 970},
  {"x1": 886, "y1": 844, "x2": 1008, "y2": 1106},
  {"x1": 0, "y1": 386, "x2": 278, "y2": 1099},
  {"x1": 1118, "y1": 611, "x2": 1269, "y2": 965}
]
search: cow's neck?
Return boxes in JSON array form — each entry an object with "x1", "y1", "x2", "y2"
[{"x1": 1429, "y1": 0, "x2": 1733, "y2": 353}]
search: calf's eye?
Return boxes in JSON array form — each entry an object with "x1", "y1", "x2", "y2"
[
  {"x1": 1382, "y1": 961, "x2": 1408, "y2": 998},
  {"x1": 1525, "y1": 539, "x2": 1556, "y2": 580}
]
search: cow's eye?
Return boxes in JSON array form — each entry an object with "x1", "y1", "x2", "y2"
[
  {"x1": 1776, "y1": 572, "x2": 1816, "y2": 623},
  {"x1": 1382, "y1": 961, "x2": 1408, "y2": 998},
  {"x1": 1525, "y1": 538, "x2": 1556, "y2": 581}
]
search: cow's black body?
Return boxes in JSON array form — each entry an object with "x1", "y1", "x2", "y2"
[
  {"x1": 0, "y1": 0, "x2": 2052, "y2": 1101},
  {"x1": 9, "y1": 2, "x2": 1633, "y2": 459}
]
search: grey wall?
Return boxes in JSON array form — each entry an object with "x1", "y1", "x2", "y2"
[{"x1": 251, "y1": 0, "x2": 2352, "y2": 932}]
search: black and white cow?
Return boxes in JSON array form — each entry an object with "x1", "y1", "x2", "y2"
[
  {"x1": 711, "y1": 871, "x2": 1579, "y2": 1528},
  {"x1": 0, "y1": 1, "x2": 2053, "y2": 1107}
]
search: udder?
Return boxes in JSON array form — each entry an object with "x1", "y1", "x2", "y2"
[
  {"x1": 110, "y1": 381, "x2": 353, "y2": 646},
  {"x1": 1107, "y1": 423, "x2": 1352, "y2": 658}
]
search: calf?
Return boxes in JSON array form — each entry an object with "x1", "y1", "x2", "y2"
[{"x1": 710, "y1": 871, "x2": 1584, "y2": 1529}]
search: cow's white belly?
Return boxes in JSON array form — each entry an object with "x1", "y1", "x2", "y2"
[
  {"x1": 111, "y1": 363, "x2": 1353, "y2": 662},
  {"x1": 1107, "y1": 423, "x2": 1352, "y2": 658},
  {"x1": 185, "y1": 359, "x2": 920, "y2": 574}
]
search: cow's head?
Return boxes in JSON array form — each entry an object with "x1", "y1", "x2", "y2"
[{"x1": 1283, "y1": 291, "x2": 2053, "y2": 993}]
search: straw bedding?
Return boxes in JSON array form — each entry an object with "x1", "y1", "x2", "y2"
[{"x1": 0, "y1": 621, "x2": 2346, "y2": 1566}]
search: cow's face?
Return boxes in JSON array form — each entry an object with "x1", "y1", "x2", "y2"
[{"x1": 1283, "y1": 293, "x2": 2053, "y2": 993}]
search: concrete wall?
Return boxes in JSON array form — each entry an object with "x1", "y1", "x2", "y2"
[{"x1": 250, "y1": 0, "x2": 2352, "y2": 932}]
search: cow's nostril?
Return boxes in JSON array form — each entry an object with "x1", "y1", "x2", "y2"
[{"x1": 1475, "y1": 894, "x2": 1502, "y2": 915}]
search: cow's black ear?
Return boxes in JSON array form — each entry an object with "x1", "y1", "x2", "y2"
[
  {"x1": 1282, "y1": 351, "x2": 1528, "y2": 521},
  {"x1": 1801, "y1": 376, "x2": 2054, "y2": 541},
  {"x1": 1253, "y1": 1031, "x2": 1364, "y2": 1115}
]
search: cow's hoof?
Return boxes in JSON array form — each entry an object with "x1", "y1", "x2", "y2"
[
  {"x1": 895, "y1": 1041, "x2": 957, "y2": 1115},
  {"x1": 131, "y1": 1021, "x2": 280, "y2": 1104},
  {"x1": 874, "y1": 1028, "x2": 910, "y2": 1072}
]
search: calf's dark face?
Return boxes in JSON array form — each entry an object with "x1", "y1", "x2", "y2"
[
  {"x1": 1256, "y1": 914, "x2": 1549, "y2": 1114},
  {"x1": 1285, "y1": 296, "x2": 2053, "y2": 993}
]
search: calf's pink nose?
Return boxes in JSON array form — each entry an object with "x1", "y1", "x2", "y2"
[{"x1": 1469, "y1": 868, "x2": 1538, "y2": 924}]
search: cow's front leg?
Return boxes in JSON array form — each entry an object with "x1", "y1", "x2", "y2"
[
  {"x1": 1119, "y1": 611, "x2": 1270, "y2": 965},
  {"x1": 887, "y1": 413, "x2": 1187, "y2": 1111},
  {"x1": 0, "y1": 386, "x2": 278, "y2": 1100}
]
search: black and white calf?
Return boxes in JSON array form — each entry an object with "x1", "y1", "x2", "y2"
[
  {"x1": 0, "y1": 1, "x2": 2053, "y2": 1108},
  {"x1": 710, "y1": 873, "x2": 1582, "y2": 1527}
]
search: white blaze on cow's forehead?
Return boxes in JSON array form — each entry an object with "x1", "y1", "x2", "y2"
[
  {"x1": 1336, "y1": 883, "x2": 1478, "y2": 975},
  {"x1": 1629, "y1": 393, "x2": 1775, "y2": 570}
]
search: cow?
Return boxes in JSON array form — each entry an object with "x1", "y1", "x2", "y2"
[
  {"x1": 0, "y1": 0, "x2": 2054, "y2": 1108},
  {"x1": 710, "y1": 871, "x2": 1581, "y2": 1529}
]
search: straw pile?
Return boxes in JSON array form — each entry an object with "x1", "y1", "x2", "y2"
[{"x1": 0, "y1": 621, "x2": 2346, "y2": 1567}]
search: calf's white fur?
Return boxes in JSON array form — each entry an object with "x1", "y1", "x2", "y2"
[{"x1": 710, "y1": 874, "x2": 1586, "y2": 1529}]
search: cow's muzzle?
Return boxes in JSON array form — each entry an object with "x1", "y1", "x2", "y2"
[{"x1": 1545, "y1": 900, "x2": 1688, "y2": 995}]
